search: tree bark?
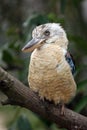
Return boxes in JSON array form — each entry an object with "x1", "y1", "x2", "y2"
[{"x1": 0, "y1": 66, "x2": 87, "y2": 130}]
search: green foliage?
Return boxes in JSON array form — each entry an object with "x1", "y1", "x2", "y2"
[
  {"x1": 60, "y1": 0, "x2": 66, "y2": 14},
  {"x1": 24, "y1": 14, "x2": 49, "y2": 27},
  {"x1": 73, "y1": 79, "x2": 87, "y2": 113},
  {"x1": 73, "y1": 0, "x2": 83, "y2": 7},
  {"x1": 9, "y1": 115, "x2": 32, "y2": 130},
  {"x1": 74, "y1": 96, "x2": 87, "y2": 113},
  {"x1": 77, "y1": 79, "x2": 87, "y2": 93},
  {"x1": 68, "y1": 35, "x2": 87, "y2": 54}
]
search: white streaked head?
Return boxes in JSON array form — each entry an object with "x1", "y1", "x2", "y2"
[{"x1": 22, "y1": 23, "x2": 68, "y2": 52}]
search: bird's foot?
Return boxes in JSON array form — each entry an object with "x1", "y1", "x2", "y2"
[{"x1": 58, "y1": 103, "x2": 65, "y2": 116}]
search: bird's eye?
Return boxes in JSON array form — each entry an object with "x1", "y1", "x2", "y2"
[{"x1": 44, "y1": 30, "x2": 50, "y2": 36}]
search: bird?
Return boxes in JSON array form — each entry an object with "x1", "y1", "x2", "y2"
[{"x1": 22, "y1": 23, "x2": 77, "y2": 114}]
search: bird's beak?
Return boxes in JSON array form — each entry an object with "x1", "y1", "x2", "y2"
[{"x1": 22, "y1": 38, "x2": 45, "y2": 52}]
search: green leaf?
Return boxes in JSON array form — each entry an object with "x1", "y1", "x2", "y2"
[
  {"x1": 68, "y1": 35, "x2": 87, "y2": 54},
  {"x1": 73, "y1": 0, "x2": 83, "y2": 8},
  {"x1": 24, "y1": 14, "x2": 49, "y2": 28},
  {"x1": 76, "y1": 65, "x2": 87, "y2": 75},
  {"x1": 47, "y1": 13, "x2": 65, "y2": 24},
  {"x1": 60, "y1": 0, "x2": 66, "y2": 14},
  {"x1": 9, "y1": 115, "x2": 32, "y2": 130},
  {"x1": 74, "y1": 96, "x2": 87, "y2": 112},
  {"x1": 17, "y1": 115, "x2": 32, "y2": 130},
  {"x1": 2, "y1": 49, "x2": 14, "y2": 65},
  {"x1": 77, "y1": 79, "x2": 87, "y2": 93}
]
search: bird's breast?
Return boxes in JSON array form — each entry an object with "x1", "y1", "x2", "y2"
[{"x1": 28, "y1": 44, "x2": 76, "y2": 104}]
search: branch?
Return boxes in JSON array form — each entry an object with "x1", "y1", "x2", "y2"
[{"x1": 0, "y1": 67, "x2": 87, "y2": 130}]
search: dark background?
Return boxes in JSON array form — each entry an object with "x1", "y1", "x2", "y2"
[{"x1": 0, "y1": 0, "x2": 87, "y2": 130}]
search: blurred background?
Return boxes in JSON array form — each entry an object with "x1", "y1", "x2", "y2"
[{"x1": 0, "y1": 0, "x2": 87, "y2": 130}]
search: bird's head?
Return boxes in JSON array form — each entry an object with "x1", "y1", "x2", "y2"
[{"x1": 22, "y1": 23, "x2": 68, "y2": 52}]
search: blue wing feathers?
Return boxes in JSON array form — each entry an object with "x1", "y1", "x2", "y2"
[{"x1": 65, "y1": 52, "x2": 75, "y2": 75}]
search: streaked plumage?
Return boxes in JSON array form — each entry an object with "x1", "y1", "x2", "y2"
[{"x1": 22, "y1": 23, "x2": 76, "y2": 108}]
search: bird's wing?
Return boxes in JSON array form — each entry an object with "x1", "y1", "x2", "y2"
[{"x1": 65, "y1": 52, "x2": 75, "y2": 75}]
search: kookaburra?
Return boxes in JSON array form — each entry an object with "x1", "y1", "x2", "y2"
[{"x1": 22, "y1": 23, "x2": 76, "y2": 114}]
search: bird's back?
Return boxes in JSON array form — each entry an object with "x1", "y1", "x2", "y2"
[{"x1": 28, "y1": 44, "x2": 76, "y2": 104}]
